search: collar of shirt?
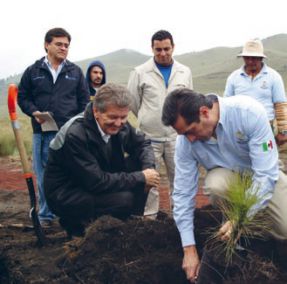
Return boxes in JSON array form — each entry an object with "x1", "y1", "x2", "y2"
[
  {"x1": 207, "y1": 96, "x2": 224, "y2": 143},
  {"x1": 44, "y1": 57, "x2": 66, "y2": 83},
  {"x1": 217, "y1": 96, "x2": 225, "y2": 125},
  {"x1": 95, "y1": 119, "x2": 111, "y2": 143}
]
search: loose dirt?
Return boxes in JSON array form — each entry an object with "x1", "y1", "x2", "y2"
[{"x1": 0, "y1": 156, "x2": 287, "y2": 283}]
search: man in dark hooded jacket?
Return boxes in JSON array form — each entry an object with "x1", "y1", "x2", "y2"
[
  {"x1": 44, "y1": 83, "x2": 159, "y2": 238},
  {"x1": 86, "y1": 60, "x2": 106, "y2": 101}
]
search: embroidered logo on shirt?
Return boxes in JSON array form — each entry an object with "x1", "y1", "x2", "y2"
[
  {"x1": 262, "y1": 140, "x2": 273, "y2": 152},
  {"x1": 235, "y1": 131, "x2": 245, "y2": 140},
  {"x1": 260, "y1": 81, "x2": 268, "y2": 89},
  {"x1": 235, "y1": 131, "x2": 248, "y2": 144}
]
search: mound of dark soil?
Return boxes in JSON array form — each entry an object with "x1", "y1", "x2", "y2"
[
  {"x1": 0, "y1": 206, "x2": 287, "y2": 284},
  {"x1": 58, "y1": 213, "x2": 187, "y2": 284}
]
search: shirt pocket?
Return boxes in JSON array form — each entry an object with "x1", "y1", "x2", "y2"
[{"x1": 170, "y1": 76, "x2": 190, "y2": 90}]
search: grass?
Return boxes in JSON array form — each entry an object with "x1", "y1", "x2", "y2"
[
  {"x1": 207, "y1": 172, "x2": 271, "y2": 265},
  {"x1": 0, "y1": 116, "x2": 32, "y2": 157},
  {"x1": 0, "y1": 134, "x2": 16, "y2": 156}
]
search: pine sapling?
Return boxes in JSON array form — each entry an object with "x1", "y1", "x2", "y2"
[{"x1": 206, "y1": 172, "x2": 271, "y2": 265}]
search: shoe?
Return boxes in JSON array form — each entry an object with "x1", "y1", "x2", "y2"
[{"x1": 40, "y1": 220, "x2": 53, "y2": 228}]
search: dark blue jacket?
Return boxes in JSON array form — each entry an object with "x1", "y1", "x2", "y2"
[
  {"x1": 85, "y1": 60, "x2": 106, "y2": 98},
  {"x1": 18, "y1": 57, "x2": 90, "y2": 133}
]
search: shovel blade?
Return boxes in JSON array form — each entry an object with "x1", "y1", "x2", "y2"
[{"x1": 30, "y1": 207, "x2": 47, "y2": 246}]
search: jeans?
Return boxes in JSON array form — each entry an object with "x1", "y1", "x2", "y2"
[{"x1": 33, "y1": 133, "x2": 56, "y2": 221}]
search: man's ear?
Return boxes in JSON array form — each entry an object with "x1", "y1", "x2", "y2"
[
  {"x1": 44, "y1": 42, "x2": 49, "y2": 52},
  {"x1": 199, "y1": 106, "x2": 209, "y2": 118},
  {"x1": 93, "y1": 107, "x2": 99, "y2": 119}
]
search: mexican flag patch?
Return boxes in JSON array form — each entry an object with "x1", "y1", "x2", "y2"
[{"x1": 262, "y1": 140, "x2": 273, "y2": 152}]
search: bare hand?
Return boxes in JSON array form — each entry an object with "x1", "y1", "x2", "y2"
[
  {"x1": 275, "y1": 133, "x2": 287, "y2": 146},
  {"x1": 182, "y1": 245, "x2": 200, "y2": 283},
  {"x1": 144, "y1": 185, "x2": 153, "y2": 193},
  {"x1": 32, "y1": 111, "x2": 45, "y2": 124},
  {"x1": 218, "y1": 220, "x2": 233, "y2": 241},
  {"x1": 142, "y1": 169, "x2": 160, "y2": 188}
]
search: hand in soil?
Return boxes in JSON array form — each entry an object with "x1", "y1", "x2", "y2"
[
  {"x1": 182, "y1": 245, "x2": 200, "y2": 283},
  {"x1": 218, "y1": 220, "x2": 233, "y2": 241}
]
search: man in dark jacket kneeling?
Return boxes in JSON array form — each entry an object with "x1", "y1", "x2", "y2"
[{"x1": 44, "y1": 83, "x2": 160, "y2": 237}]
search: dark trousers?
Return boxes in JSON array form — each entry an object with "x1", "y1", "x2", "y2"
[
  {"x1": 59, "y1": 188, "x2": 147, "y2": 237},
  {"x1": 56, "y1": 157, "x2": 147, "y2": 235}
]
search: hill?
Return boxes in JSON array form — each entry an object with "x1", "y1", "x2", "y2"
[
  {"x1": 176, "y1": 34, "x2": 287, "y2": 94},
  {"x1": 1, "y1": 34, "x2": 287, "y2": 116},
  {"x1": 78, "y1": 49, "x2": 149, "y2": 84}
]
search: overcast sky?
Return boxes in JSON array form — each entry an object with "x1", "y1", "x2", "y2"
[{"x1": 1, "y1": 0, "x2": 286, "y2": 79}]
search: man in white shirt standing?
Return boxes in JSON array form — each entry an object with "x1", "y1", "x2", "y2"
[{"x1": 128, "y1": 30, "x2": 193, "y2": 216}]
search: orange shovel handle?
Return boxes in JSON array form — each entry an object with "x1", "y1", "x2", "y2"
[{"x1": 7, "y1": 84, "x2": 18, "y2": 121}]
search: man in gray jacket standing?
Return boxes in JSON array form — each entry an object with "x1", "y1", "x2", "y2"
[{"x1": 127, "y1": 30, "x2": 193, "y2": 216}]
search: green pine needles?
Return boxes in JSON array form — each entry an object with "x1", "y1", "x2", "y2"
[{"x1": 207, "y1": 172, "x2": 271, "y2": 265}]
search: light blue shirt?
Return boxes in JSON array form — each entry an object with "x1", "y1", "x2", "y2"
[
  {"x1": 224, "y1": 63, "x2": 286, "y2": 120},
  {"x1": 173, "y1": 96, "x2": 279, "y2": 247}
]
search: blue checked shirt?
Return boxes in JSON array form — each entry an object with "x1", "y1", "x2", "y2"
[
  {"x1": 173, "y1": 96, "x2": 279, "y2": 247},
  {"x1": 224, "y1": 63, "x2": 286, "y2": 120}
]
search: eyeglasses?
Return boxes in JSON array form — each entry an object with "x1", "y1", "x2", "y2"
[
  {"x1": 154, "y1": 47, "x2": 172, "y2": 52},
  {"x1": 54, "y1": 42, "x2": 70, "y2": 49}
]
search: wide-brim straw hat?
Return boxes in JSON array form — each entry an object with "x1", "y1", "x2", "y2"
[{"x1": 237, "y1": 39, "x2": 267, "y2": 58}]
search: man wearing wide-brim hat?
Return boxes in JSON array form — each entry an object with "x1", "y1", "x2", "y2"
[{"x1": 224, "y1": 38, "x2": 287, "y2": 146}]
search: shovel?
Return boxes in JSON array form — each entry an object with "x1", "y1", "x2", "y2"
[{"x1": 7, "y1": 84, "x2": 46, "y2": 246}]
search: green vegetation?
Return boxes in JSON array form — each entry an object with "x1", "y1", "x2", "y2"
[
  {"x1": 208, "y1": 172, "x2": 271, "y2": 265},
  {"x1": 0, "y1": 118, "x2": 16, "y2": 156},
  {"x1": 0, "y1": 133, "x2": 15, "y2": 156},
  {"x1": 0, "y1": 117, "x2": 32, "y2": 157}
]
